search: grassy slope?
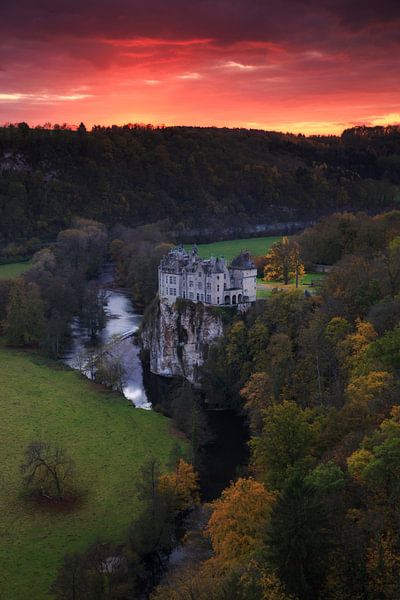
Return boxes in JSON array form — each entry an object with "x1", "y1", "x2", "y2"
[
  {"x1": 0, "y1": 261, "x2": 32, "y2": 279},
  {"x1": 0, "y1": 349, "x2": 183, "y2": 600},
  {"x1": 186, "y1": 236, "x2": 281, "y2": 261}
]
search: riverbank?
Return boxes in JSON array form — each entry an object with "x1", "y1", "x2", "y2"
[{"x1": 0, "y1": 347, "x2": 185, "y2": 600}]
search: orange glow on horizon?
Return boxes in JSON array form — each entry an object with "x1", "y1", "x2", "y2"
[{"x1": 1, "y1": 2, "x2": 399, "y2": 136}]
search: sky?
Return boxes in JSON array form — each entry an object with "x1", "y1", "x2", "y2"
[{"x1": 0, "y1": 0, "x2": 400, "y2": 135}]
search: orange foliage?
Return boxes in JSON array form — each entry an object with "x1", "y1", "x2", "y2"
[
  {"x1": 206, "y1": 478, "x2": 275, "y2": 565},
  {"x1": 158, "y1": 459, "x2": 200, "y2": 513}
]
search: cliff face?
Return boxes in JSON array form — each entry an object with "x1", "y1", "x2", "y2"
[{"x1": 141, "y1": 298, "x2": 224, "y2": 385}]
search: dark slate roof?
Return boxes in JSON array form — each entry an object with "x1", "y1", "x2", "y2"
[
  {"x1": 212, "y1": 257, "x2": 225, "y2": 273},
  {"x1": 230, "y1": 251, "x2": 256, "y2": 269}
]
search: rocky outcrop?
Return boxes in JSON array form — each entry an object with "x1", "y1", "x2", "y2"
[{"x1": 141, "y1": 298, "x2": 224, "y2": 385}]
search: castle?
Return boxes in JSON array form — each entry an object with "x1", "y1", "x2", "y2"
[{"x1": 158, "y1": 245, "x2": 257, "y2": 306}]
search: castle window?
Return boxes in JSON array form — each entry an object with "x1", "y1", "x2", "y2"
[
  {"x1": 217, "y1": 297, "x2": 220, "y2": 304},
  {"x1": 189, "y1": 280, "x2": 193, "y2": 288},
  {"x1": 189, "y1": 292, "x2": 194, "y2": 299},
  {"x1": 198, "y1": 282, "x2": 201, "y2": 289},
  {"x1": 206, "y1": 282, "x2": 211, "y2": 289},
  {"x1": 206, "y1": 294, "x2": 211, "y2": 303},
  {"x1": 217, "y1": 285, "x2": 220, "y2": 292}
]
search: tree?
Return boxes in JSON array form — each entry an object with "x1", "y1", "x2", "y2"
[
  {"x1": 5, "y1": 280, "x2": 45, "y2": 347},
  {"x1": 80, "y1": 282, "x2": 107, "y2": 339},
  {"x1": 51, "y1": 543, "x2": 128, "y2": 600},
  {"x1": 264, "y1": 237, "x2": 304, "y2": 286},
  {"x1": 268, "y1": 474, "x2": 332, "y2": 600},
  {"x1": 21, "y1": 442, "x2": 75, "y2": 501},
  {"x1": 240, "y1": 372, "x2": 274, "y2": 435},
  {"x1": 95, "y1": 352, "x2": 125, "y2": 392},
  {"x1": 127, "y1": 458, "x2": 177, "y2": 590},
  {"x1": 251, "y1": 401, "x2": 316, "y2": 490},
  {"x1": 158, "y1": 459, "x2": 200, "y2": 513},
  {"x1": 206, "y1": 478, "x2": 275, "y2": 565}
]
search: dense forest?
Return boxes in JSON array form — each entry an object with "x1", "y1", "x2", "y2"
[
  {"x1": 1, "y1": 123, "x2": 400, "y2": 246},
  {"x1": 1, "y1": 211, "x2": 400, "y2": 598}
]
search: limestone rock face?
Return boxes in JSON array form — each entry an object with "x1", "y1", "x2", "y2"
[{"x1": 141, "y1": 298, "x2": 224, "y2": 384}]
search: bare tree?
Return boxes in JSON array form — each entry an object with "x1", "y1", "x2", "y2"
[
  {"x1": 95, "y1": 353, "x2": 125, "y2": 392},
  {"x1": 21, "y1": 442, "x2": 75, "y2": 501}
]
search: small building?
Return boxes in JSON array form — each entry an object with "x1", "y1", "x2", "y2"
[{"x1": 158, "y1": 245, "x2": 257, "y2": 306}]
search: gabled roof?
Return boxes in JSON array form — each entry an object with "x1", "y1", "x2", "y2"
[{"x1": 230, "y1": 251, "x2": 256, "y2": 270}]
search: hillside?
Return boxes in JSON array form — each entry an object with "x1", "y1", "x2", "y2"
[
  {"x1": 1, "y1": 124, "x2": 400, "y2": 243},
  {"x1": 0, "y1": 349, "x2": 184, "y2": 600}
]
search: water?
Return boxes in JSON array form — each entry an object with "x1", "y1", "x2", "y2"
[
  {"x1": 62, "y1": 264, "x2": 248, "y2": 496},
  {"x1": 62, "y1": 265, "x2": 151, "y2": 409}
]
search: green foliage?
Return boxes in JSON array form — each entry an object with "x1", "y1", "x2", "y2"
[
  {"x1": 0, "y1": 348, "x2": 186, "y2": 600},
  {"x1": 366, "y1": 325, "x2": 400, "y2": 372},
  {"x1": 1, "y1": 125, "x2": 400, "y2": 244},
  {"x1": 267, "y1": 475, "x2": 334, "y2": 600},
  {"x1": 252, "y1": 401, "x2": 316, "y2": 490},
  {"x1": 4, "y1": 279, "x2": 45, "y2": 346}
]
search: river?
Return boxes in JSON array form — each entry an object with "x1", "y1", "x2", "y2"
[
  {"x1": 62, "y1": 264, "x2": 151, "y2": 409},
  {"x1": 62, "y1": 264, "x2": 248, "y2": 500}
]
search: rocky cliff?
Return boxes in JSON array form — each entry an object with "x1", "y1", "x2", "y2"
[{"x1": 141, "y1": 298, "x2": 224, "y2": 385}]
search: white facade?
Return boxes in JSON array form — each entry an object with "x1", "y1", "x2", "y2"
[{"x1": 158, "y1": 245, "x2": 257, "y2": 306}]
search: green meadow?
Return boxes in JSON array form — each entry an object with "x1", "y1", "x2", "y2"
[
  {"x1": 186, "y1": 236, "x2": 281, "y2": 261},
  {"x1": 0, "y1": 261, "x2": 32, "y2": 279},
  {"x1": 0, "y1": 349, "x2": 184, "y2": 600}
]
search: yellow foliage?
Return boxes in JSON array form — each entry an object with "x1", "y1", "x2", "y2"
[
  {"x1": 240, "y1": 372, "x2": 274, "y2": 434},
  {"x1": 347, "y1": 448, "x2": 374, "y2": 480},
  {"x1": 366, "y1": 532, "x2": 400, "y2": 599},
  {"x1": 264, "y1": 237, "x2": 304, "y2": 285},
  {"x1": 339, "y1": 319, "x2": 377, "y2": 372},
  {"x1": 206, "y1": 478, "x2": 275, "y2": 565},
  {"x1": 346, "y1": 371, "x2": 393, "y2": 406},
  {"x1": 158, "y1": 459, "x2": 200, "y2": 513}
]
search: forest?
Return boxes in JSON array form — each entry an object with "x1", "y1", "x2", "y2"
[
  {"x1": 1, "y1": 123, "x2": 400, "y2": 246},
  {"x1": 1, "y1": 210, "x2": 400, "y2": 598}
]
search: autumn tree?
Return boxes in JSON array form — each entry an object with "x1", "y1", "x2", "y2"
[
  {"x1": 240, "y1": 372, "x2": 274, "y2": 435},
  {"x1": 21, "y1": 442, "x2": 75, "y2": 501},
  {"x1": 158, "y1": 458, "x2": 200, "y2": 513},
  {"x1": 264, "y1": 237, "x2": 304, "y2": 286},
  {"x1": 206, "y1": 478, "x2": 275, "y2": 565}
]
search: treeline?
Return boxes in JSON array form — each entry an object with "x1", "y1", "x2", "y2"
[
  {"x1": 153, "y1": 209, "x2": 400, "y2": 599},
  {"x1": 0, "y1": 218, "x2": 108, "y2": 355},
  {"x1": 1, "y1": 123, "x2": 400, "y2": 243}
]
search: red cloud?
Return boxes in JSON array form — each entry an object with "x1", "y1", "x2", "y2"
[{"x1": 0, "y1": 0, "x2": 399, "y2": 133}]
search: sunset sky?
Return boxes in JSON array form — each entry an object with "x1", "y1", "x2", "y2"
[{"x1": 1, "y1": 0, "x2": 399, "y2": 135}]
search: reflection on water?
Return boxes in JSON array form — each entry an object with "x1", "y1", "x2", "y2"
[{"x1": 62, "y1": 266, "x2": 151, "y2": 409}]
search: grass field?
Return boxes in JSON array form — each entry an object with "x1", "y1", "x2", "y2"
[
  {"x1": 186, "y1": 236, "x2": 281, "y2": 261},
  {"x1": 0, "y1": 261, "x2": 31, "y2": 279},
  {"x1": 257, "y1": 272, "x2": 326, "y2": 286},
  {"x1": 0, "y1": 349, "x2": 184, "y2": 600}
]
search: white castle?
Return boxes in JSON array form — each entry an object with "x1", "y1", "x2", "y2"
[{"x1": 158, "y1": 244, "x2": 257, "y2": 306}]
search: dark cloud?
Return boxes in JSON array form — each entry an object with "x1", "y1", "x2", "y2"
[
  {"x1": 1, "y1": 0, "x2": 398, "y2": 44},
  {"x1": 0, "y1": 0, "x2": 399, "y2": 133}
]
